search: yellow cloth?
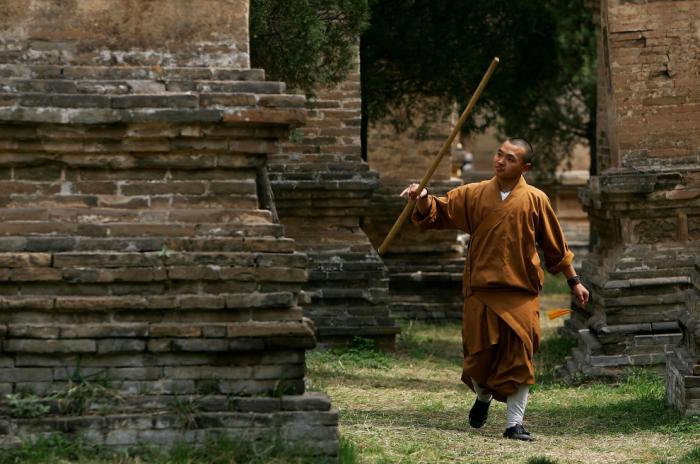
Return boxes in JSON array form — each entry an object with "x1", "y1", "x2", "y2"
[{"x1": 413, "y1": 176, "x2": 573, "y2": 401}]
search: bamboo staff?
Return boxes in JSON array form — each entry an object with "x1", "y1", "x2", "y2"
[{"x1": 377, "y1": 57, "x2": 500, "y2": 256}]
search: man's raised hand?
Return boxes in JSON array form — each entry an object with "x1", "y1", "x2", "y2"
[
  {"x1": 400, "y1": 183, "x2": 428, "y2": 200},
  {"x1": 400, "y1": 183, "x2": 430, "y2": 215}
]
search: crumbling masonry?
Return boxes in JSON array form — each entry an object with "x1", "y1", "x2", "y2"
[{"x1": 0, "y1": 0, "x2": 338, "y2": 456}]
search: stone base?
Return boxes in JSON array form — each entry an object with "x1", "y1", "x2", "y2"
[
  {"x1": 666, "y1": 345, "x2": 700, "y2": 416},
  {"x1": 558, "y1": 326, "x2": 677, "y2": 381},
  {"x1": 560, "y1": 241, "x2": 695, "y2": 381},
  {"x1": 0, "y1": 393, "x2": 339, "y2": 458}
]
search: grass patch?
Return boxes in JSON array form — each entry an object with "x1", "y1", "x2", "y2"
[
  {"x1": 311, "y1": 336, "x2": 395, "y2": 372},
  {"x1": 534, "y1": 332, "x2": 577, "y2": 386},
  {"x1": 542, "y1": 274, "x2": 570, "y2": 296},
  {"x1": 308, "y1": 308, "x2": 700, "y2": 463},
  {"x1": 338, "y1": 436, "x2": 360, "y2": 464},
  {"x1": 678, "y1": 446, "x2": 700, "y2": 464},
  {"x1": 527, "y1": 457, "x2": 560, "y2": 464}
]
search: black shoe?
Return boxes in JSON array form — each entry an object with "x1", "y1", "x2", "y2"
[
  {"x1": 503, "y1": 424, "x2": 534, "y2": 441},
  {"x1": 468, "y1": 398, "x2": 491, "y2": 428}
]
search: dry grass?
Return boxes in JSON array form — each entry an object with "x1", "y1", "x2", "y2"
[{"x1": 306, "y1": 294, "x2": 700, "y2": 464}]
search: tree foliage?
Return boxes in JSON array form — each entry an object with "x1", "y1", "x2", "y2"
[
  {"x1": 249, "y1": 0, "x2": 596, "y2": 177},
  {"x1": 250, "y1": 0, "x2": 370, "y2": 92},
  {"x1": 361, "y1": 0, "x2": 596, "y2": 177}
]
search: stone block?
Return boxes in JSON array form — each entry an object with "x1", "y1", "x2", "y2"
[
  {"x1": 111, "y1": 95, "x2": 198, "y2": 109},
  {"x1": 97, "y1": 339, "x2": 147, "y2": 354},
  {"x1": 282, "y1": 393, "x2": 332, "y2": 411},
  {"x1": 147, "y1": 339, "x2": 171, "y2": 353},
  {"x1": 229, "y1": 339, "x2": 265, "y2": 351},
  {"x1": 232, "y1": 397, "x2": 282, "y2": 413},
  {"x1": 0, "y1": 253, "x2": 51, "y2": 268},
  {"x1": 150, "y1": 324, "x2": 202, "y2": 338},
  {"x1": 0, "y1": 367, "x2": 52, "y2": 382},
  {"x1": 7, "y1": 325, "x2": 59, "y2": 339},
  {"x1": 171, "y1": 339, "x2": 229, "y2": 352},
  {"x1": 280, "y1": 410, "x2": 340, "y2": 427},
  {"x1": 201, "y1": 325, "x2": 227, "y2": 338},
  {"x1": 163, "y1": 366, "x2": 252, "y2": 380},
  {"x1": 104, "y1": 430, "x2": 138, "y2": 446},
  {"x1": 60, "y1": 324, "x2": 149, "y2": 338},
  {"x1": 178, "y1": 295, "x2": 225, "y2": 310},
  {"x1": 589, "y1": 355, "x2": 630, "y2": 367},
  {"x1": 283, "y1": 424, "x2": 338, "y2": 442},
  {"x1": 225, "y1": 292, "x2": 294, "y2": 309},
  {"x1": 253, "y1": 364, "x2": 304, "y2": 380},
  {"x1": 4, "y1": 339, "x2": 95, "y2": 354}
]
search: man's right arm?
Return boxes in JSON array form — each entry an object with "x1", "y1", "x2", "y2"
[{"x1": 399, "y1": 183, "x2": 471, "y2": 233}]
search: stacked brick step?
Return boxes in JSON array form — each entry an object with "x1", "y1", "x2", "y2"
[
  {"x1": 666, "y1": 258, "x2": 700, "y2": 416},
  {"x1": 363, "y1": 180, "x2": 465, "y2": 322},
  {"x1": 0, "y1": 393, "x2": 336, "y2": 451},
  {"x1": 268, "y1": 57, "x2": 400, "y2": 348},
  {"x1": 0, "y1": 64, "x2": 338, "y2": 456}
]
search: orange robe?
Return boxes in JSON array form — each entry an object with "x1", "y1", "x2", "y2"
[{"x1": 412, "y1": 176, "x2": 573, "y2": 402}]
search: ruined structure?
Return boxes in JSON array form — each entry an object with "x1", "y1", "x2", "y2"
[
  {"x1": 362, "y1": 102, "x2": 465, "y2": 321},
  {"x1": 0, "y1": 0, "x2": 338, "y2": 456},
  {"x1": 561, "y1": 0, "x2": 700, "y2": 381},
  {"x1": 268, "y1": 57, "x2": 400, "y2": 347}
]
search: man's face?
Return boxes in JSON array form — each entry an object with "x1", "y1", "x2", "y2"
[{"x1": 493, "y1": 140, "x2": 530, "y2": 181}]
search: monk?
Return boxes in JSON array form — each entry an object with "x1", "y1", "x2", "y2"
[{"x1": 401, "y1": 138, "x2": 589, "y2": 441}]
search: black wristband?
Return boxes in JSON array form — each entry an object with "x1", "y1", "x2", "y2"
[{"x1": 567, "y1": 275, "x2": 582, "y2": 288}]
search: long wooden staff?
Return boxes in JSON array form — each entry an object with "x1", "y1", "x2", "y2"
[{"x1": 377, "y1": 57, "x2": 500, "y2": 256}]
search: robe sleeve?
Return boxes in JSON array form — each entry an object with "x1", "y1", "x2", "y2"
[
  {"x1": 411, "y1": 185, "x2": 471, "y2": 234},
  {"x1": 536, "y1": 196, "x2": 574, "y2": 274}
]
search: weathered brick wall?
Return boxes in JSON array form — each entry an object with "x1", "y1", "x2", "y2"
[
  {"x1": 367, "y1": 100, "x2": 455, "y2": 182},
  {"x1": 268, "y1": 54, "x2": 400, "y2": 347},
  {"x1": 0, "y1": 0, "x2": 250, "y2": 68},
  {"x1": 363, "y1": 99, "x2": 464, "y2": 321},
  {"x1": 0, "y1": 0, "x2": 339, "y2": 456},
  {"x1": 562, "y1": 0, "x2": 700, "y2": 386}
]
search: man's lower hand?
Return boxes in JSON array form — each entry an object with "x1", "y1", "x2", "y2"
[{"x1": 572, "y1": 283, "x2": 590, "y2": 307}]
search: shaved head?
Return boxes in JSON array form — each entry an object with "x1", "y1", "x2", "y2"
[{"x1": 506, "y1": 138, "x2": 534, "y2": 165}]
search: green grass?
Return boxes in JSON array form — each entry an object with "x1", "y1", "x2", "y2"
[
  {"x1": 306, "y1": 295, "x2": 700, "y2": 464},
  {"x1": 542, "y1": 275, "x2": 570, "y2": 296}
]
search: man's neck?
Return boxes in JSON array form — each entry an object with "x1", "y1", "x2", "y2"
[{"x1": 496, "y1": 176, "x2": 519, "y2": 192}]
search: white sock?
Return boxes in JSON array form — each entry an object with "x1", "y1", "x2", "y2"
[
  {"x1": 505, "y1": 384, "x2": 530, "y2": 428},
  {"x1": 471, "y1": 378, "x2": 492, "y2": 403}
]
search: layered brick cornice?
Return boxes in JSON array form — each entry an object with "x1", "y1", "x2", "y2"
[{"x1": 0, "y1": 65, "x2": 306, "y2": 127}]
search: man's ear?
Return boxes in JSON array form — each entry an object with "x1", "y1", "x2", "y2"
[{"x1": 522, "y1": 163, "x2": 532, "y2": 172}]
